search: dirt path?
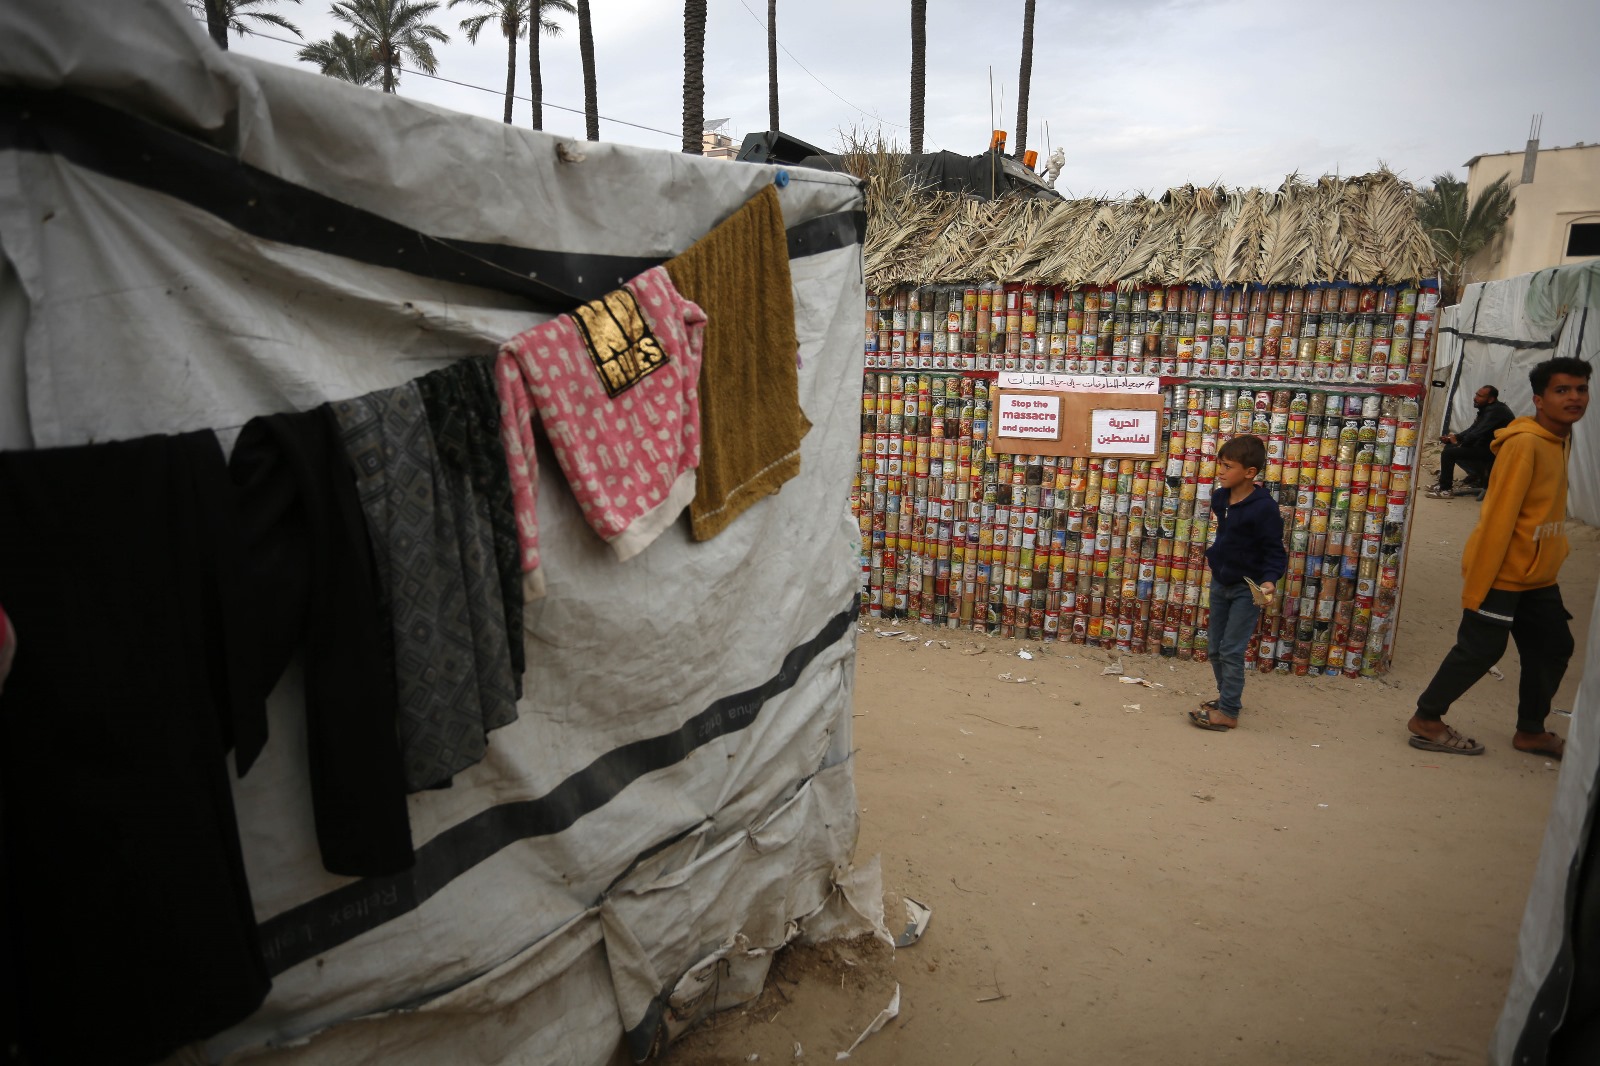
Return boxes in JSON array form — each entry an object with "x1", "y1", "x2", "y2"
[{"x1": 665, "y1": 494, "x2": 1598, "y2": 1066}]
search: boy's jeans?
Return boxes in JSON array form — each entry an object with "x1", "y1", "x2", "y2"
[{"x1": 1208, "y1": 581, "x2": 1261, "y2": 715}]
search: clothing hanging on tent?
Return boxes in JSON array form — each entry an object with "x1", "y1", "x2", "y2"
[
  {"x1": 230, "y1": 408, "x2": 415, "y2": 876},
  {"x1": 664, "y1": 184, "x2": 810, "y2": 541},
  {"x1": 332, "y1": 384, "x2": 520, "y2": 792},
  {"x1": 0, "y1": 431, "x2": 270, "y2": 1066},
  {"x1": 417, "y1": 357, "x2": 526, "y2": 695},
  {"x1": 495, "y1": 266, "x2": 707, "y2": 597}
]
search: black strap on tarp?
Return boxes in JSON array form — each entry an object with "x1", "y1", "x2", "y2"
[
  {"x1": 256, "y1": 601, "x2": 859, "y2": 976},
  {"x1": 0, "y1": 88, "x2": 864, "y2": 309}
]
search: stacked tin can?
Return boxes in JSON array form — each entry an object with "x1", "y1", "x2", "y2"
[
  {"x1": 854, "y1": 281, "x2": 1438, "y2": 678},
  {"x1": 864, "y1": 283, "x2": 1437, "y2": 384}
]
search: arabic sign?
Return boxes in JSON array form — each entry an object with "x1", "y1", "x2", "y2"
[
  {"x1": 997, "y1": 372, "x2": 1161, "y2": 395},
  {"x1": 996, "y1": 393, "x2": 1062, "y2": 440},
  {"x1": 1090, "y1": 409, "x2": 1158, "y2": 456}
]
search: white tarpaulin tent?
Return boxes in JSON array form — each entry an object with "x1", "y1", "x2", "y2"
[
  {"x1": 1493, "y1": 588, "x2": 1600, "y2": 1065},
  {"x1": 0, "y1": 2, "x2": 883, "y2": 1063},
  {"x1": 1433, "y1": 263, "x2": 1599, "y2": 525},
  {"x1": 1481, "y1": 260, "x2": 1600, "y2": 1064}
]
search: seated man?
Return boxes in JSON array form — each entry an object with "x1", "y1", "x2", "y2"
[{"x1": 1429, "y1": 384, "x2": 1515, "y2": 498}]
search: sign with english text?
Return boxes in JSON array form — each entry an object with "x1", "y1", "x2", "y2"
[{"x1": 996, "y1": 393, "x2": 1062, "y2": 440}]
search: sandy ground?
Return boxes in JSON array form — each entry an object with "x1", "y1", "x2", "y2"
[{"x1": 663, "y1": 489, "x2": 1599, "y2": 1066}]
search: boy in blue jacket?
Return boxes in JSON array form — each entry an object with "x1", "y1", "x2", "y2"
[{"x1": 1189, "y1": 434, "x2": 1288, "y2": 731}]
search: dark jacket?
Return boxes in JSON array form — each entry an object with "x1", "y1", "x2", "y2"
[
  {"x1": 1206, "y1": 484, "x2": 1288, "y2": 587},
  {"x1": 1456, "y1": 400, "x2": 1515, "y2": 448}
]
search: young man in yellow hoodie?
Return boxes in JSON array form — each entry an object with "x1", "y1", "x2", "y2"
[{"x1": 1408, "y1": 356, "x2": 1591, "y2": 759}]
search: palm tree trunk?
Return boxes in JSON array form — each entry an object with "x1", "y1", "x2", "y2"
[
  {"x1": 529, "y1": 18, "x2": 543, "y2": 129},
  {"x1": 577, "y1": 0, "x2": 599, "y2": 140},
  {"x1": 909, "y1": 0, "x2": 925, "y2": 155},
  {"x1": 1013, "y1": 0, "x2": 1035, "y2": 160},
  {"x1": 382, "y1": 36, "x2": 396, "y2": 94},
  {"x1": 682, "y1": 0, "x2": 707, "y2": 154},
  {"x1": 767, "y1": 0, "x2": 779, "y2": 131},
  {"x1": 503, "y1": 14, "x2": 518, "y2": 124},
  {"x1": 203, "y1": 0, "x2": 229, "y2": 49}
]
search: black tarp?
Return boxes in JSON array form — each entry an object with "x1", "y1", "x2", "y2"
[{"x1": 737, "y1": 131, "x2": 1059, "y2": 202}]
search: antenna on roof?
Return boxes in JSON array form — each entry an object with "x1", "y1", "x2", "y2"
[
  {"x1": 988, "y1": 66, "x2": 996, "y2": 200},
  {"x1": 703, "y1": 118, "x2": 730, "y2": 133}
]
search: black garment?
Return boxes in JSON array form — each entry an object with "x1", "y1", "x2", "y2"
[
  {"x1": 231, "y1": 409, "x2": 415, "y2": 877},
  {"x1": 0, "y1": 432, "x2": 270, "y2": 1065},
  {"x1": 1416, "y1": 584, "x2": 1575, "y2": 734},
  {"x1": 416, "y1": 358, "x2": 525, "y2": 694},
  {"x1": 1205, "y1": 484, "x2": 1288, "y2": 587},
  {"x1": 331, "y1": 383, "x2": 519, "y2": 792},
  {"x1": 1439, "y1": 441, "x2": 1495, "y2": 492},
  {"x1": 1455, "y1": 399, "x2": 1516, "y2": 449}
]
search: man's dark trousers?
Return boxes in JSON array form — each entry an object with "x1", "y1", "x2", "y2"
[
  {"x1": 1416, "y1": 584, "x2": 1575, "y2": 734},
  {"x1": 1440, "y1": 441, "x2": 1495, "y2": 491}
]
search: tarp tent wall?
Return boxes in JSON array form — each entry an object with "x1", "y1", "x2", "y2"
[
  {"x1": 1493, "y1": 577, "x2": 1600, "y2": 1064},
  {"x1": 1485, "y1": 260, "x2": 1600, "y2": 1063},
  {"x1": 0, "y1": 2, "x2": 880, "y2": 1062},
  {"x1": 1433, "y1": 262, "x2": 1599, "y2": 525}
]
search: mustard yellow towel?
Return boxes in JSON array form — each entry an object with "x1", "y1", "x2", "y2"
[{"x1": 665, "y1": 184, "x2": 811, "y2": 540}]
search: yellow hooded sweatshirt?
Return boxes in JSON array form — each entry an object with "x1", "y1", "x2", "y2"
[{"x1": 1459, "y1": 416, "x2": 1572, "y2": 611}]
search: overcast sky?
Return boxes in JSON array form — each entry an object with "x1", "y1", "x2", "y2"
[{"x1": 226, "y1": 0, "x2": 1600, "y2": 196}]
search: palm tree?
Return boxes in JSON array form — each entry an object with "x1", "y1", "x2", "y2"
[
  {"x1": 909, "y1": 0, "x2": 925, "y2": 155},
  {"x1": 528, "y1": 0, "x2": 575, "y2": 131},
  {"x1": 766, "y1": 0, "x2": 778, "y2": 131},
  {"x1": 576, "y1": 0, "x2": 599, "y2": 140},
  {"x1": 197, "y1": 0, "x2": 303, "y2": 50},
  {"x1": 682, "y1": 0, "x2": 707, "y2": 154},
  {"x1": 1013, "y1": 0, "x2": 1035, "y2": 161},
  {"x1": 451, "y1": 0, "x2": 526, "y2": 123},
  {"x1": 1416, "y1": 173, "x2": 1515, "y2": 305},
  {"x1": 297, "y1": 31, "x2": 382, "y2": 85},
  {"x1": 330, "y1": 0, "x2": 450, "y2": 94}
]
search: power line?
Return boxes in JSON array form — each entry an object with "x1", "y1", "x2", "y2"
[
  {"x1": 736, "y1": 0, "x2": 909, "y2": 134},
  {"x1": 208, "y1": 23, "x2": 680, "y2": 139}
]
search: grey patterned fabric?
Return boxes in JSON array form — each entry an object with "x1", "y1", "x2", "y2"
[
  {"x1": 332, "y1": 383, "x2": 518, "y2": 792},
  {"x1": 417, "y1": 357, "x2": 525, "y2": 696}
]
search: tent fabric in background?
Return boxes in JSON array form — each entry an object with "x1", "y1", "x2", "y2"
[
  {"x1": 1436, "y1": 264, "x2": 1598, "y2": 526},
  {"x1": 665, "y1": 184, "x2": 810, "y2": 541},
  {"x1": 417, "y1": 357, "x2": 525, "y2": 695},
  {"x1": 1525, "y1": 260, "x2": 1600, "y2": 337},
  {"x1": 332, "y1": 384, "x2": 519, "y2": 792},
  {"x1": 495, "y1": 266, "x2": 707, "y2": 596},
  {"x1": 0, "y1": 432, "x2": 270, "y2": 1065},
  {"x1": 230, "y1": 409, "x2": 415, "y2": 876}
]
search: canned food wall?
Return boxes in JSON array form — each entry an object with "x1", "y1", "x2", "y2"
[
  {"x1": 863, "y1": 282, "x2": 1435, "y2": 387},
  {"x1": 852, "y1": 286, "x2": 1436, "y2": 680}
]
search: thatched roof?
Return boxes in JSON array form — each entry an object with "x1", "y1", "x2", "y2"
[{"x1": 862, "y1": 169, "x2": 1439, "y2": 290}]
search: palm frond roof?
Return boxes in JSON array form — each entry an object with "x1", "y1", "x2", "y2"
[{"x1": 860, "y1": 163, "x2": 1439, "y2": 289}]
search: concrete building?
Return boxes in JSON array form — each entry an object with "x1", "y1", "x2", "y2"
[
  {"x1": 701, "y1": 119, "x2": 736, "y2": 160},
  {"x1": 1465, "y1": 139, "x2": 1600, "y2": 281}
]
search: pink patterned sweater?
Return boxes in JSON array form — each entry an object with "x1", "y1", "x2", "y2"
[{"x1": 495, "y1": 266, "x2": 707, "y2": 598}]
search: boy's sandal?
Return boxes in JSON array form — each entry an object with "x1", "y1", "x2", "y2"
[
  {"x1": 1189, "y1": 702, "x2": 1238, "y2": 731},
  {"x1": 1425, "y1": 488, "x2": 1454, "y2": 499}
]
